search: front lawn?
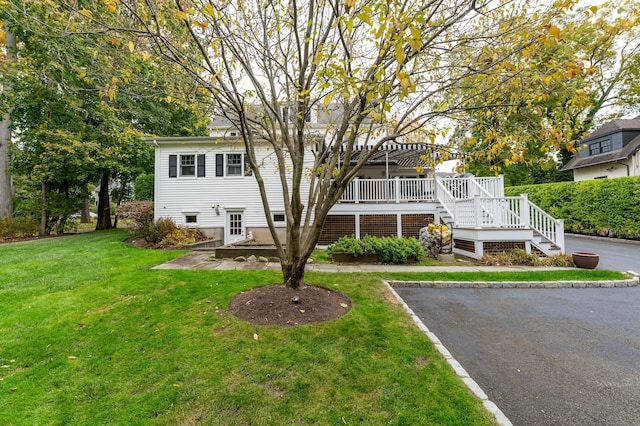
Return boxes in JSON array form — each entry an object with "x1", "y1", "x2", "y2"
[{"x1": 0, "y1": 230, "x2": 495, "y2": 425}]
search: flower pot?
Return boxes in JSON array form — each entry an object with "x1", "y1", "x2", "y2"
[{"x1": 572, "y1": 252, "x2": 599, "y2": 269}]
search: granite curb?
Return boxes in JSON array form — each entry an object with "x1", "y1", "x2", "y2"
[
  {"x1": 382, "y1": 280, "x2": 513, "y2": 426},
  {"x1": 387, "y1": 272, "x2": 639, "y2": 289}
]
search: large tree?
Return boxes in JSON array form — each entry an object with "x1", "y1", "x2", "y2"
[
  {"x1": 447, "y1": 0, "x2": 640, "y2": 184},
  {"x1": 2, "y1": 0, "x2": 209, "y2": 233},
  {"x1": 68, "y1": 0, "x2": 572, "y2": 289},
  {"x1": 0, "y1": 22, "x2": 16, "y2": 219}
]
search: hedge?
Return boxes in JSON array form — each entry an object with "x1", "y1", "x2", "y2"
[{"x1": 505, "y1": 176, "x2": 640, "y2": 239}]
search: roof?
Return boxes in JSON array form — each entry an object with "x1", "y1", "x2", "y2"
[
  {"x1": 340, "y1": 144, "x2": 440, "y2": 169},
  {"x1": 562, "y1": 133, "x2": 640, "y2": 171},
  {"x1": 581, "y1": 115, "x2": 640, "y2": 142}
]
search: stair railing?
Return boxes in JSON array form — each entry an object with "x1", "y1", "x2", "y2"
[
  {"x1": 525, "y1": 195, "x2": 565, "y2": 252},
  {"x1": 435, "y1": 177, "x2": 456, "y2": 222}
]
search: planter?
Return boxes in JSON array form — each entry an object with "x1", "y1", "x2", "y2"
[
  {"x1": 331, "y1": 252, "x2": 380, "y2": 263},
  {"x1": 572, "y1": 252, "x2": 599, "y2": 269},
  {"x1": 331, "y1": 252, "x2": 417, "y2": 264}
]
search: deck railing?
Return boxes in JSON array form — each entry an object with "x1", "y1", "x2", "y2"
[
  {"x1": 335, "y1": 175, "x2": 563, "y2": 252},
  {"x1": 338, "y1": 177, "x2": 435, "y2": 203},
  {"x1": 441, "y1": 193, "x2": 564, "y2": 252}
]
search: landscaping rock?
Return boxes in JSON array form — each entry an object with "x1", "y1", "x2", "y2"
[{"x1": 234, "y1": 256, "x2": 247, "y2": 262}]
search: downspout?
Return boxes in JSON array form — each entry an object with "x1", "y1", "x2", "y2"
[
  {"x1": 153, "y1": 140, "x2": 160, "y2": 221},
  {"x1": 614, "y1": 161, "x2": 630, "y2": 176}
]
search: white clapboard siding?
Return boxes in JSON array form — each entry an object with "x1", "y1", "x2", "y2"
[{"x1": 152, "y1": 138, "x2": 313, "y2": 229}]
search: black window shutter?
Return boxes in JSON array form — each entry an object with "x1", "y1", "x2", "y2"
[
  {"x1": 197, "y1": 154, "x2": 206, "y2": 177},
  {"x1": 244, "y1": 154, "x2": 252, "y2": 176},
  {"x1": 215, "y1": 153, "x2": 224, "y2": 177},
  {"x1": 169, "y1": 155, "x2": 177, "y2": 178}
]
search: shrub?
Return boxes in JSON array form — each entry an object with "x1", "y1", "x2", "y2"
[
  {"x1": 505, "y1": 176, "x2": 640, "y2": 240},
  {"x1": 141, "y1": 217, "x2": 206, "y2": 248},
  {"x1": 0, "y1": 216, "x2": 40, "y2": 239},
  {"x1": 116, "y1": 201, "x2": 154, "y2": 232},
  {"x1": 481, "y1": 249, "x2": 574, "y2": 267},
  {"x1": 327, "y1": 235, "x2": 425, "y2": 264}
]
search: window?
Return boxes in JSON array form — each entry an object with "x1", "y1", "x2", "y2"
[
  {"x1": 169, "y1": 154, "x2": 205, "y2": 178},
  {"x1": 226, "y1": 153, "x2": 243, "y2": 176},
  {"x1": 185, "y1": 214, "x2": 198, "y2": 224},
  {"x1": 215, "y1": 153, "x2": 250, "y2": 177},
  {"x1": 588, "y1": 139, "x2": 612, "y2": 156},
  {"x1": 181, "y1": 155, "x2": 195, "y2": 176}
]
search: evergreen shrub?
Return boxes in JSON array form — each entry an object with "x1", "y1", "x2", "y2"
[
  {"x1": 327, "y1": 235, "x2": 425, "y2": 263},
  {"x1": 505, "y1": 176, "x2": 640, "y2": 240}
]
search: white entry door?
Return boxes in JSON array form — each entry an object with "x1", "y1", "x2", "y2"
[{"x1": 226, "y1": 210, "x2": 245, "y2": 244}]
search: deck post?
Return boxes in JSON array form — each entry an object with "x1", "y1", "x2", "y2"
[
  {"x1": 354, "y1": 177, "x2": 360, "y2": 204},
  {"x1": 395, "y1": 177, "x2": 400, "y2": 203},
  {"x1": 474, "y1": 195, "x2": 482, "y2": 228},
  {"x1": 557, "y1": 219, "x2": 565, "y2": 252},
  {"x1": 520, "y1": 194, "x2": 530, "y2": 227}
]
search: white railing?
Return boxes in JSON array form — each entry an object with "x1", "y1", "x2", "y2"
[
  {"x1": 438, "y1": 176, "x2": 471, "y2": 199},
  {"x1": 336, "y1": 174, "x2": 564, "y2": 252},
  {"x1": 338, "y1": 177, "x2": 435, "y2": 203},
  {"x1": 435, "y1": 178, "x2": 456, "y2": 220},
  {"x1": 440, "y1": 193, "x2": 564, "y2": 252},
  {"x1": 474, "y1": 176, "x2": 504, "y2": 197},
  {"x1": 527, "y1": 197, "x2": 565, "y2": 251}
]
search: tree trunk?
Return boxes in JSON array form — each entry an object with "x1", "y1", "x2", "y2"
[
  {"x1": 282, "y1": 256, "x2": 307, "y2": 290},
  {"x1": 112, "y1": 179, "x2": 127, "y2": 228},
  {"x1": 0, "y1": 23, "x2": 16, "y2": 220},
  {"x1": 95, "y1": 172, "x2": 112, "y2": 230},
  {"x1": 81, "y1": 198, "x2": 91, "y2": 223},
  {"x1": 40, "y1": 180, "x2": 50, "y2": 236}
]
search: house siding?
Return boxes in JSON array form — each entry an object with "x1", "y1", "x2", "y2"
[
  {"x1": 572, "y1": 161, "x2": 632, "y2": 181},
  {"x1": 153, "y1": 140, "x2": 313, "y2": 242}
]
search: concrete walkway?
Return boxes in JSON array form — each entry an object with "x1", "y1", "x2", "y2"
[{"x1": 152, "y1": 252, "x2": 572, "y2": 273}]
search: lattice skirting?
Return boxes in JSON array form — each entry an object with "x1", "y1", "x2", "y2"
[
  {"x1": 483, "y1": 241, "x2": 526, "y2": 256},
  {"x1": 318, "y1": 213, "x2": 434, "y2": 244},
  {"x1": 453, "y1": 238, "x2": 475, "y2": 253},
  {"x1": 318, "y1": 215, "x2": 356, "y2": 245}
]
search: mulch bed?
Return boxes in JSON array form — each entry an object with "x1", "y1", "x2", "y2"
[{"x1": 228, "y1": 284, "x2": 352, "y2": 327}]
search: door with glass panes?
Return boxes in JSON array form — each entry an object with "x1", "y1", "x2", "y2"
[{"x1": 225, "y1": 210, "x2": 245, "y2": 244}]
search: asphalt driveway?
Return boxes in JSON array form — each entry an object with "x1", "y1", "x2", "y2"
[{"x1": 395, "y1": 287, "x2": 640, "y2": 425}]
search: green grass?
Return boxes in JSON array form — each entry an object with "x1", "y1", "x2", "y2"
[{"x1": 0, "y1": 230, "x2": 495, "y2": 425}]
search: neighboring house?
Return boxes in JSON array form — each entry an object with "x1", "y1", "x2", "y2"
[{"x1": 562, "y1": 115, "x2": 640, "y2": 180}]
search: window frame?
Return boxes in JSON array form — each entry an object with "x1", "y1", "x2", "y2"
[
  {"x1": 272, "y1": 212, "x2": 286, "y2": 226},
  {"x1": 226, "y1": 153, "x2": 244, "y2": 177},
  {"x1": 180, "y1": 154, "x2": 196, "y2": 177},
  {"x1": 184, "y1": 213, "x2": 199, "y2": 225}
]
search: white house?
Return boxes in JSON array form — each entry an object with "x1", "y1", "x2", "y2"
[
  {"x1": 147, "y1": 130, "x2": 566, "y2": 259},
  {"x1": 562, "y1": 115, "x2": 640, "y2": 180},
  {"x1": 147, "y1": 134, "x2": 314, "y2": 245}
]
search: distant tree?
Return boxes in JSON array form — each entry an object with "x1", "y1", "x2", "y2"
[
  {"x1": 134, "y1": 173, "x2": 154, "y2": 201},
  {"x1": 1, "y1": 0, "x2": 209, "y2": 233}
]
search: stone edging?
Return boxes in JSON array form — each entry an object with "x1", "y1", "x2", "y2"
[
  {"x1": 382, "y1": 281, "x2": 513, "y2": 426},
  {"x1": 388, "y1": 273, "x2": 639, "y2": 289}
]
